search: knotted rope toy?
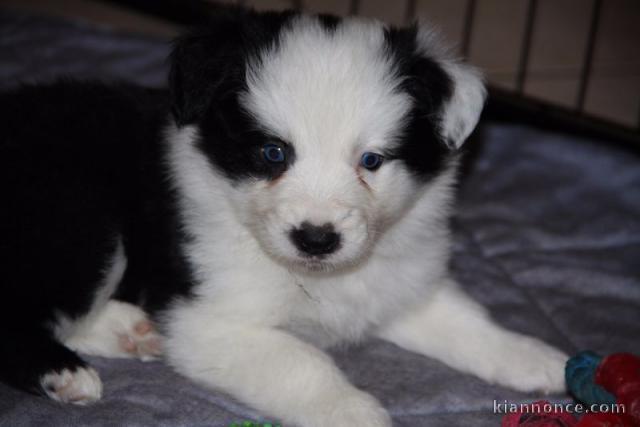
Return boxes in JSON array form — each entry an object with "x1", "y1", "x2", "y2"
[
  {"x1": 565, "y1": 351, "x2": 617, "y2": 406},
  {"x1": 502, "y1": 351, "x2": 640, "y2": 426}
]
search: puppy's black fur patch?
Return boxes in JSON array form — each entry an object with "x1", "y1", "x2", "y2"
[
  {"x1": 0, "y1": 81, "x2": 193, "y2": 394},
  {"x1": 384, "y1": 26, "x2": 455, "y2": 180},
  {"x1": 170, "y1": 8, "x2": 298, "y2": 181},
  {"x1": 317, "y1": 13, "x2": 341, "y2": 32}
]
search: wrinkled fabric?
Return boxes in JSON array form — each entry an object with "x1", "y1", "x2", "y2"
[{"x1": 0, "y1": 10, "x2": 638, "y2": 427}]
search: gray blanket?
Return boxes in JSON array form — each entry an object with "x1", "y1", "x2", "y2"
[{"x1": 1, "y1": 11, "x2": 638, "y2": 427}]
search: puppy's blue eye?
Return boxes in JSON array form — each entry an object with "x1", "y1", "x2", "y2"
[
  {"x1": 360, "y1": 152, "x2": 384, "y2": 171},
  {"x1": 262, "y1": 143, "x2": 286, "y2": 163}
]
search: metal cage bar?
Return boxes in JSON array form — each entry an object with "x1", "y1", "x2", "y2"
[
  {"x1": 461, "y1": 0, "x2": 476, "y2": 60},
  {"x1": 404, "y1": 0, "x2": 417, "y2": 24},
  {"x1": 516, "y1": 0, "x2": 537, "y2": 94},
  {"x1": 348, "y1": 0, "x2": 360, "y2": 16},
  {"x1": 576, "y1": 0, "x2": 603, "y2": 112}
]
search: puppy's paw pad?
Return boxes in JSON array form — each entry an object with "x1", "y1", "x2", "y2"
[
  {"x1": 64, "y1": 300, "x2": 163, "y2": 360},
  {"x1": 41, "y1": 367, "x2": 102, "y2": 405},
  {"x1": 117, "y1": 318, "x2": 162, "y2": 361}
]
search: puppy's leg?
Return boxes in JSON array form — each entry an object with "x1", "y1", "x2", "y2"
[
  {"x1": 0, "y1": 329, "x2": 102, "y2": 405},
  {"x1": 377, "y1": 280, "x2": 568, "y2": 393},
  {"x1": 65, "y1": 300, "x2": 161, "y2": 361},
  {"x1": 166, "y1": 322, "x2": 391, "y2": 427}
]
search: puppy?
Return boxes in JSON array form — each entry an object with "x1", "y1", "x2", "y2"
[{"x1": 0, "y1": 8, "x2": 567, "y2": 426}]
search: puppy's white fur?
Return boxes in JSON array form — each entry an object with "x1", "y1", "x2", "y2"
[{"x1": 159, "y1": 18, "x2": 567, "y2": 427}]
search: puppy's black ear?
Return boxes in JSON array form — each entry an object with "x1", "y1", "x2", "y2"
[
  {"x1": 414, "y1": 27, "x2": 486, "y2": 149},
  {"x1": 169, "y1": 11, "x2": 246, "y2": 126},
  {"x1": 387, "y1": 25, "x2": 486, "y2": 150}
]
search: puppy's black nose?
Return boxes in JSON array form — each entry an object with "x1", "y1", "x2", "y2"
[{"x1": 290, "y1": 222, "x2": 341, "y2": 256}]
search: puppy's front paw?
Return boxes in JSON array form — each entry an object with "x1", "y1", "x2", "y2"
[
  {"x1": 315, "y1": 391, "x2": 391, "y2": 427},
  {"x1": 487, "y1": 334, "x2": 568, "y2": 393},
  {"x1": 40, "y1": 367, "x2": 102, "y2": 405}
]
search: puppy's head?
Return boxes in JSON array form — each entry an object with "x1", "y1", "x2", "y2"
[{"x1": 170, "y1": 10, "x2": 485, "y2": 272}]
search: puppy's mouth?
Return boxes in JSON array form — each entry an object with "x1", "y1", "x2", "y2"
[
  {"x1": 294, "y1": 257, "x2": 334, "y2": 272},
  {"x1": 285, "y1": 254, "x2": 341, "y2": 273}
]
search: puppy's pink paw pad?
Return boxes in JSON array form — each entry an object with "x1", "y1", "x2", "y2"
[{"x1": 117, "y1": 319, "x2": 162, "y2": 361}]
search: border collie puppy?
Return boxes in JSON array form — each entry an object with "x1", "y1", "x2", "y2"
[{"x1": 0, "y1": 8, "x2": 567, "y2": 426}]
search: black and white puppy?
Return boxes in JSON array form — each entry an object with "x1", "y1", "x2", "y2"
[{"x1": 0, "y1": 8, "x2": 567, "y2": 426}]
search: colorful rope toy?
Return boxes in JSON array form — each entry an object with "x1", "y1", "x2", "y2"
[{"x1": 502, "y1": 351, "x2": 640, "y2": 426}]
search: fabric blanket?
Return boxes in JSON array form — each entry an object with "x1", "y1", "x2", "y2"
[{"x1": 1, "y1": 10, "x2": 638, "y2": 427}]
